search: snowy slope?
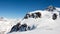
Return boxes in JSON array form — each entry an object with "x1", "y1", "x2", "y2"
[
  {"x1": 0, "y1": 18, "x2": 21, "y2": 34},
  {"x1": 0, "y1": 6, "x2": 60, "y2": 34},
  {"x1": 9, "y1": 18, "x2": 60, "y2": 34},
  {"x1": 8, "y1": 7, "x2": 60, "y2": 34},
  {"x1": 56, "y1": 7, "x2": 60, "y2": 11}
]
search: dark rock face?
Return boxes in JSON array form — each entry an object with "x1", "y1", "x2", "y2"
[
  {"x1": 9, "y1": 23, "x2": 36, "y2": 33},
  {"x1": 19, "y1": 23, "x2": 27, "y2": 31},
  {"x1": 9, "y1": 23, "x2": 27, "y2": 33},
  {"x1": 24, "y1": 14, "x2": 30, "y2": 19},
  {"x1": 31, "y1": 13, "x2": 35, "y2": 18},
  {"x1": 46, "y1": 5, "x2": 56, "y2": 11},
  {"x1": 35, "y1": 12, "x2": 41, "y2": 18},
  {"x1": 10, "y1": 23, "x2": 20, "y2": 33},
  {"x1": 52, "y1": 13, "x2": 57, "y2": 20},
  {"x1": 27, "y1": 25, "x2": 36, "y2": 30},
  {"x1": 24, "y1": 12, "x2": 41, "y2": 19}
]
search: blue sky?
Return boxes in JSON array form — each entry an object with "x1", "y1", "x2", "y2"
[{"x1": 0, "y1": 0, "x2": 60, "y2": 18}]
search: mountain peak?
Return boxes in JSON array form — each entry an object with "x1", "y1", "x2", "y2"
[{"x1": 46, "y1": 5, "x2": 56, "y2": 11}]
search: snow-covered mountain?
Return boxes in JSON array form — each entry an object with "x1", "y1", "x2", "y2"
[
  {"x1": 21, "y1": 6, "x2": 60, "y2": 30},
  {"x1": 0, "y1": 6, "x2": 60, "y2": 34}
]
